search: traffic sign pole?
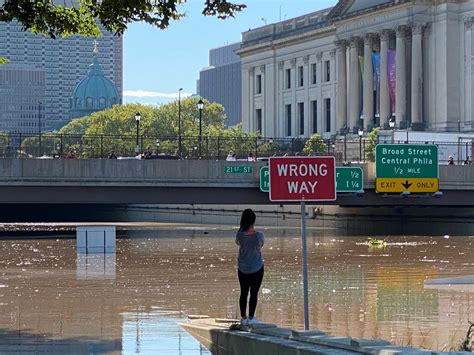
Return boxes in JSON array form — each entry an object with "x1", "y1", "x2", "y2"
[{"x1": 300, "y1": 200, "x2": 310, "y2": 331}]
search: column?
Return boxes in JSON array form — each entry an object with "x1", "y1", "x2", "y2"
[
  {"x1": 278, "y1": 61, "x2": 284, "y2": 136},
  {"x1": 349, "y1": 37, "x2": 361, "y2": 131},
  {"x1": 411, "y1": 23, "x2": 423, "y2": 129},
  {"x1": 363, "y1": 34, "x2": 374, "y2": 127},
  {"x1": 249, "y1": 67, "x2": 255, "y2": 131},
  {"x1": 317, "y1": 52, "x2": 323, "y2": 134},
  {"x1": 380, "y1": 30, "x2": 391, "y2": 126},
  {"x1": 303, "y1": 55, "x2": 310, "y2": 136},
  {"x1": 465, "y1": 19, "x2": 473, "y2": 128},
  {"x1": 241, "y1": 68, "x2": 251, "y2": 132},
  {"x1": 396, "y1": 26, "x2": 407, "y2": 125},
  {"x1": 291, "y1": 58, "x2": 297, "y2": 136},
  {"x1": 335, "y1": 40, "x2": 347, "y2": 134}
]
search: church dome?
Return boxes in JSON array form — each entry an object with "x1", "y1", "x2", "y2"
[{"x1": 69, "y1": 56, "x2": 121, "y2": 119}]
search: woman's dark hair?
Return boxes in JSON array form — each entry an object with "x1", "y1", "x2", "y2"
[{"x1": 239, "y1": 209, "x2": 256, "y2": 232}]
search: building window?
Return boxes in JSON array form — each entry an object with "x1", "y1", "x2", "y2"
[
  {"x1": 75, "y1": 98, "x2": 81, "y2": 107},
  {"x1": 298, "y1": 66, "x2": 304, "y2": 87},
  {"x1": 86, "y1": 97, "x2": 93, "y2": 108},
  {"x1": 99, "y1": 97, "x2": 106, "y2": 108},
  {"x1": 325, "y1": 98, "x2": 331, "y2": 132},
  {"x1": 285, "y1": 68, "x2": 291, "y2": 89},
  {"x1": 325, "y1": 60, "x2": 330, "y2": 82},
  {"x1": 256, "y1": 108, "x2": 262, "y2": 133},
  {"x1": 298, "y1": 102, "x2": 304, "y2": 135},
  {"x1": 311, "y1": 100, "x2": 318, "y2": 134},
  {"x1": 256, "y1": 74, "x2": 262, "y2": 94},
  {"x1": 285, "y1": 104, "x2": 292, "y2": 136},
  {"x1": 311, "y1": 63, "x2": 317, "y2": 85}
]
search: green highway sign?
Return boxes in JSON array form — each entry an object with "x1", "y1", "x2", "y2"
[
  {"x1": 224, "y1": 165, "x2": 253, "y2": 174},
  {"x1": 260, "y1": 166, "x2": 269, "y2": 192},
  {"x1": 260, "y1": 166, "x2": 363, "y2": 193},
  {"x1": 375, "y1": 144, "x2": 439, "y2": 193},
  {"x1": 336, "y1": 167, "x2": 364, "y2": 192}
]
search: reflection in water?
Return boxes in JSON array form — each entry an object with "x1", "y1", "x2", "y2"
[
  {"x1": 0, "y1": 232, "x2": 472, "y2": 352},
  {"x1": 76, "y1": 253, "x2": 116, "y2": 280},
  {"x1": 122, "y1": 311, "x2": 209, "y2": 354}
]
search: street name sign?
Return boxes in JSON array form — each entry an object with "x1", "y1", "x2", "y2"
[
  {"x1": 336, "y1": 167, "x2": 364, "y2": 193},
  {"x1": 375, "y1": 144, "x2": 439, "y2": 193},
  {"x1": 269, "y1": 157, "x2": 336, "y2": 201},
  {"x1": 261, "y1": 166, "x2": 362, "y2": 193},
  {"x1": 224, "y1": 166, "x2": 253, "y2": 174}
]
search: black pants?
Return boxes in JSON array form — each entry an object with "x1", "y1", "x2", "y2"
[{"x1": 238, "y1": 266, "x2": 264, "y2": 318}]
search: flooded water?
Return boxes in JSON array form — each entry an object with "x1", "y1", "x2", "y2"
[{"x1": 0, "y1": 228, "x2": 473, "y2": 353}]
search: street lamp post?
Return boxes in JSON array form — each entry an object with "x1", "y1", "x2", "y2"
[
  {"x1": 389, "y1": 116, "x2": 396, "y2": 143},
  {"x1": 135, "y1": 112, "x2": 141, "y2": 154},
  {"x1": 197, "y1": 99, "x2": 204, "y2": 159},
  {"x1": 358, "y1": 128, "x2": 364, "y2": 162},
  {"x1": 38, "y1": 101, "x2": 42, "y2": 156},
  {"x1": 178, "y1": 88, "x2": 183, "y2": 157}
]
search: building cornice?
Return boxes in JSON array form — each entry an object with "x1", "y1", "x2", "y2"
[{"x1": 236, "y1": 25, "x2": 336, "y2": 57}]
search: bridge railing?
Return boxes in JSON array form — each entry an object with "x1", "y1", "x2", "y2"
[{"x1": 0, "y1": 133, "x2": 470, "y2": 164}]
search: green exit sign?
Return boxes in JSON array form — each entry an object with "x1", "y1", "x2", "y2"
[
  {"x1": 259, "y1": 166, "x2": 363, "y2": 193},
  {"x1": 260, "y1": 166, "x2": 269, "y2": 192},
  {"x1": 336, "y1": 167, "x2": 363, "y2": 193},
  {"x1": 224, "y1": 166, "x2": 253, "y2": 174}
]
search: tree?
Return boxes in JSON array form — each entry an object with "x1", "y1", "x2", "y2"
[
  {"x1": 0, "y1": 58, "x2": 9, "y2": 64},
  {"x1": 303, "y1": 134, "x2": 326, "y2": 155},
  {"x1": 0, "y1": 0, "x2": 246, "y2": 38},
  {"x1": 365, "y1": 127, "x2": 380, "y2": 162}
]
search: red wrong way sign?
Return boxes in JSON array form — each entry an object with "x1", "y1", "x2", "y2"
[{"x1": 269, "y1": 157, "x2": 336, "y2": 202}]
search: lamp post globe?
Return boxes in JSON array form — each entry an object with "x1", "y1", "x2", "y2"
[
  {"x1": 389, "y1": 117, "x2": 395, "y2": 129},
  {"x1": 197, "y1": 99, "x2": 204, "y2": 159}
]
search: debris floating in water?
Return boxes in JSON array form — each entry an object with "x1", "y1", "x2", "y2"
[{"x1": 444, "y1": 235, "x2": 450, "y2": 239}]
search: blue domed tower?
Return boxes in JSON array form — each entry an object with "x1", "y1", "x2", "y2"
[{"x1": 69, "y1": 48, "x2": 121, "y2": 119}]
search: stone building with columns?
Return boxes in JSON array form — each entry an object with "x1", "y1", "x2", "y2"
[{"x1": 236, "y1": 0, "x2": 474, "y2": 138}]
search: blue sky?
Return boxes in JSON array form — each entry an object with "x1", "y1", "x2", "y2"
[{"x1": 123, "y1": 0, "x2": 337, "y2": 105}]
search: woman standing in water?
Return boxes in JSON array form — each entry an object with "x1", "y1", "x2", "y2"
[{"x1": 236, "y1": 209, "x2": 264, "y2": 325}]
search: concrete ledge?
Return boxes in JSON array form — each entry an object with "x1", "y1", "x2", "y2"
[{"x1": 180, "y1": 316, "x2": 471, "y2": 355}]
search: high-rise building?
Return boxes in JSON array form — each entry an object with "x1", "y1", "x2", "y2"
[
  {"x1": 0, "y1": 20, "x2": 122, "y2": 131},
  {"x1": 198, "y1": 43, "x2": 241, "y2": 127},
  {"x1": 0, "y1": 63, "x2": 45, "y2": 136}
]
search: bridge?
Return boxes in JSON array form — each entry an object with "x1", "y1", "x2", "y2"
[{"x1": 0, "y1": 158, "x2": 473, "y2": 206}]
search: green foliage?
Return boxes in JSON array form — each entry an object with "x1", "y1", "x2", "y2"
[
  {"x1": 365, "y1": 127, "x2": 380, "y2": 162},
  {"x1": 0, "y1": 58, "x2": 9, "y2": 64},
  {"x1": 52, "y1": 98, "x2": 228, "y2": 157},
  {"x1": 0, "y1": 0, "x2": 246, "y2": 38},
  {"x1": 367, "y1": 237, "x2": 387, "y2": 247},
  {"x1": 303, "y1": 134, "x2": 327, "y2": 155}
]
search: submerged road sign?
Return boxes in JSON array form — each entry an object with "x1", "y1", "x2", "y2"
[
  {"x1": 269, "y1": 157, "x2": 336, "y2": 201},
  {"x1": 375, "y1": 144, "x2": 439, "y2": 193}
]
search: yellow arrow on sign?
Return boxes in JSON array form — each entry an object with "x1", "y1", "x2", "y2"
[{"x1": 376, "y1": 178, "x2": 439, "y2": 193}]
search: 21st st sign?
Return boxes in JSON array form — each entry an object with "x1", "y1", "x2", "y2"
[{"x1": 269, "y1": 157, "x2": 336, "y2": 202}]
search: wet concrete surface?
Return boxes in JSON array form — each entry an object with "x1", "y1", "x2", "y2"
[{"x1": 0, "y1": 228, "x2": 472, "y2": 353}]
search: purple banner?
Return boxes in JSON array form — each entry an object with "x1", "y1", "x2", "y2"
[
  {"x1": 372, "y1": 52, "x2": 380, "y2": 119},
  {"x1": 388, "y1": 49, "x2": 396, "y2": 115},
  {"x1": 359, "y1": 56, "x2": 364, "y2": 120}
]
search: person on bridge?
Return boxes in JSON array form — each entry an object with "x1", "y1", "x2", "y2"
[
  {"x1": 448, "y1": 155, "x2": 455, "y2": 165},
  {"x1": 236, "y1": 209, "x2": 265, "y2": 326}
]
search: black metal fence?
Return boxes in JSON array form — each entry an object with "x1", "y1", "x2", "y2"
[{"x1": 0, "y1": 133, "x2": 471, "y2": 164}]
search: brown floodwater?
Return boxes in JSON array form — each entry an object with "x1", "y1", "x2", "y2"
[{"x1": 0, "y1": 228, "x2": 473, "y2": 353}]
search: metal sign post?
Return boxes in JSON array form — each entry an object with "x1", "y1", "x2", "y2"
[
  {"x1": 300, "y1": 200, "x2": 309, "y2": 330},
  {"x1": 268, "y1": 157, "x2": 336, "y2": 331}
]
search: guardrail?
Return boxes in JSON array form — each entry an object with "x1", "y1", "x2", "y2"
[{"x1": 0, "y1": 133, "x2": 471, "y2": 164}]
